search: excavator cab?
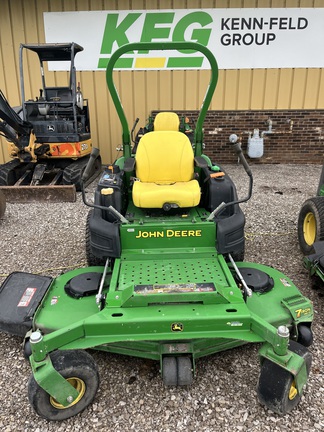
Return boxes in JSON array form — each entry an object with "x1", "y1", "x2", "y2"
[{"x1": 19, "y1": 43, "x2": 90, "y2": 145}]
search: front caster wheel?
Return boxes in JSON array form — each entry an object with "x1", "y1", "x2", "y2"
[
  {"x1": 297, "y1": 324, "x2": 313, "y2": 347},
  {"x1": 257, "y1": 341, "x2": 312, "y2": 415},
  {"x1": 28, "y1": 350, "x2": 99, "y2": 421}
]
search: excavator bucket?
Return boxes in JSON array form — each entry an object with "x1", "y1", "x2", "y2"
[{"x1": 0, "y1": 185, "x2": 76, "y2": 203}]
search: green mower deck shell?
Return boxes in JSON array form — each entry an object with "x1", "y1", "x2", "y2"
[
  {"x1": 29, "y1": 256, "x2": 313, "y2": 409},
  {"x1": 33, "y1": 261, "x2": 313, "y2": 346}
]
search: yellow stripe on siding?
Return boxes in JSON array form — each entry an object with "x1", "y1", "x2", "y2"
[{"x1": 135, "y1": 58, "x2": 166, "y2": 68}]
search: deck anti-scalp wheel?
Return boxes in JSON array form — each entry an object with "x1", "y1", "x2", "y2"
[
  {"x1": 162, "y1": 356, "x2": 178, "y2": 386},
  {"x1": 257, "y1": 341, "x2": 312, "y2": 415},
  {"x1": 298, "y1": 197, "x2": 324, "y2": 254},
  {"x1": 177, "y1": 356, "x2": 193, "y2": 386},
  {"x1": 162, "y1": 356, "x2": 193, "y2": 386},
  {"x1": 28, "y1": 350, "x2": 99, "y2": 421}
]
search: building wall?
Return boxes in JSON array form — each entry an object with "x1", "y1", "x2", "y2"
[
  {"x1": 1, "y1": 0, "x2": 324, "y2": 165},
  {"x1": 152, "y1": 109, "x2": 323, "y2": 164}
]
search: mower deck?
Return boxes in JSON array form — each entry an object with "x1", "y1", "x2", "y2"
[
  {"x1": 0, "y1": 250, "x2": 308, "y2": 357},
  {"x1": 0, "y1": 199, "x2": 312, "y2": 356}
]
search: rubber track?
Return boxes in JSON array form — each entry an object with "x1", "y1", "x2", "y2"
[
  {"x1": 63, "y1": 156, "x2": 101, "y2": 191},
  {"x1": 0, "y1": 159, "x2": 24, "y2": 185}
]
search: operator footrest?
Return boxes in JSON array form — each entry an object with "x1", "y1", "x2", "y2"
[{"x1": 0, "y1": 272, "x2": 52, "y2": 337}]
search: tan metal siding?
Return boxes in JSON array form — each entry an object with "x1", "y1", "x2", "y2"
[{"x1": 1, "y1": 0, "x2": 324, "y2": 164}]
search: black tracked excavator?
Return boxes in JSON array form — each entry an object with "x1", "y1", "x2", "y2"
[{"x1": 0, "y1": 42, "x2": 101, "y2": 202}]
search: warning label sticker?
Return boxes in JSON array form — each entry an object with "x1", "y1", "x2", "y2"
[
  {"x1": 17, "y1": 288, "x2": 37, "y2": 307},
  {"x1": 280, "y1": 278, "x2": 292, "y2": 287},
  {"x1": 135, "y1": 283, "x2": 215, "y2": 294}
]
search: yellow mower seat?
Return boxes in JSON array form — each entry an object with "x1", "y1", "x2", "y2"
[
  {"x1": 133, "y1": 130, "x2": 200, "y2": 209},
  {"x1": 153, "y1": 112, "x2": 180, "y2": 131}
]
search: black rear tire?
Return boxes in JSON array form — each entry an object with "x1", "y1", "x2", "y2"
[
  {"x1": 297, "y1": 197, "x2": 324, "y2": 254},
  {"x1": 85, "y1": 210, "x2": 105, "y2": 266},
  {"x1": 229, "y1": 249, "x2": 245, "y2": 262},
  {"x1": 28, "y1": 350, "x2": 99, "y2": 421}
]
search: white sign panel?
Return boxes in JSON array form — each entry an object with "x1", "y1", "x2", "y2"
[{"x1": 44, "y1": 9, "x2": 324, "y2": 70}]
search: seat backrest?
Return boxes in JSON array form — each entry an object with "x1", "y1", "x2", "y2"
[
  {"x1": 153, "y1": 112, "x2": 180, "y2": 131},
  {"x1": 135, "y1": 131, "x2": 194, "y2": 184}
]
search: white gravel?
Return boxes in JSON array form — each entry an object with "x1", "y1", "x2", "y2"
[{"x1": 0, "y1": 164, "x2": 323, "y2": 431}]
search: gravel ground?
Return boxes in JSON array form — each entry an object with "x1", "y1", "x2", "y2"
[{"x1": 0, "y1": 163, "x2": 323, "y2": 432}]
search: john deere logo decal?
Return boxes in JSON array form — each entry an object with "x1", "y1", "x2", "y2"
[{"x1": 171, "y1": 322, "x2": 184, "y2": 332}]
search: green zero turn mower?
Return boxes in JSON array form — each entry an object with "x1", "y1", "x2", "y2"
[
  {"x1": 298, "y1": 164, "x2": 324, "y2": 286},
  {"x1": 0, "y1": 42, "x2": 314, "y2": 421}
]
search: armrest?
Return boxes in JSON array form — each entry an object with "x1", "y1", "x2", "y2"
[
  {"x1": 194, "y1": 156, "x2": 208, "y2": 169},
  {"x1": 124, "y1": 157, "x2": 136, "y2": 172}
]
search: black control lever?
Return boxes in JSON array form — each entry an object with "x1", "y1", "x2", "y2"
[
  {"x1": 131, "y1": 117, "x2": 140, "y2": 143},
  {"x1": 207, "y1": 134, "x2": 253, "y2": 220},
  {"x1": 82, "y1": 147, "x2": 100, "y2": 183},
  {"x1": 229, "y1": 134, "x2": 252, "y2": 177}
]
